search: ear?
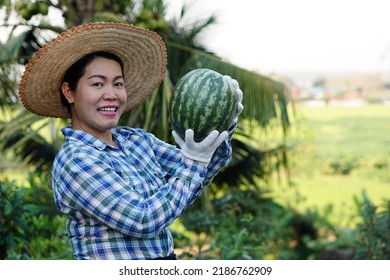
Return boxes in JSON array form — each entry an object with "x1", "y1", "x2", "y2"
[{"x1": 61, "y1": 82, "x2": 74, "y2": 104}]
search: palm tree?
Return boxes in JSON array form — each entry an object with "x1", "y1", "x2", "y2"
[{"x1": 0, "y1": 0, "x2": 291, "y2": 191}]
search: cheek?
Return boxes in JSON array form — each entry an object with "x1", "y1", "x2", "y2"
[
  {"x1": 74, "y1": 85, "x2": 91, "y2": 101},
  {"x1": 119, "y1": 91, "x2": 128, "y2": 105}
]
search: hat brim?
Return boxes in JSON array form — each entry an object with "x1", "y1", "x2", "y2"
[{"x1": 19, "y1": 22, "x2": 167, "y2": 118}]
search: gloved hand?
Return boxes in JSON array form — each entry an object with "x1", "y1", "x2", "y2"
[
  {"x1": 224, "y1": 75, "x2": 244, "y2": 124},
  {"x1": 172, "y1": 129, "x2": 229, "y2": 165}
]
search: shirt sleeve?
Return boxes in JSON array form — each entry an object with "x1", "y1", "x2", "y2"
[{"x1": 55, "y1": 148, "x2": 207, "y2": 239}]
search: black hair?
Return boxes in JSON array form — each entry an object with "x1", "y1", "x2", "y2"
[{"x1": 60, "y1": 51, "x2": 124, "y2": 109}]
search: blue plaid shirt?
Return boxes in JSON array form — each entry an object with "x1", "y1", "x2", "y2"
[{"x1": 52, "y1": 126, "x2": 233, "y2": 259}]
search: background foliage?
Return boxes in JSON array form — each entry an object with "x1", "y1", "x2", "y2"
[{"x1": 0, "y1": 0, "x2": 388, "y2": 260}]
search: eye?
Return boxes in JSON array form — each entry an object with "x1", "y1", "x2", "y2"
[
  {"x1": 114, "y1": 81, "x2": 124, "y2": 88},
  {"x1": 93, "y1": 82, "x2": 104, "y2": 88}
]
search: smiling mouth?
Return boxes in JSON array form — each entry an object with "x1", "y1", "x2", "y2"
[{"x1": 98, "y1": 107, "x2": 118, "y2": 112}]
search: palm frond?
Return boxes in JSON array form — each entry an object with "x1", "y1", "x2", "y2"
[
  {"x1": 211, "y1": 125, "x2": 289, "y2": 192},
  {"x1": 0, "y1": 109, "x2": 65, "y2": 170},
  {"x1": 166, "y1": 41, "x2": 290, "y2": 129},
  {"x1": 0, "y1": 63, "x2": 20, "y2": 109},
  {"x1": 119, "y1": 73, "x2": 173, "y2": 142},
  {"x1": 0, "y1": 26, "x2": 52, "y2": 64}
]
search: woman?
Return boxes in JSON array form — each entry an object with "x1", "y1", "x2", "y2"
[{"x1": 19, "y1": 22, "x2": 243, "y2": 260}]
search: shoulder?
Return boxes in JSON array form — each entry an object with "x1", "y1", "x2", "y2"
[
  {"x1": 54, "y1": 129, "x2": 113, "y2": 167},
  {"x1": 53, "y1": 140, "x2": 104, "y2": 170}
]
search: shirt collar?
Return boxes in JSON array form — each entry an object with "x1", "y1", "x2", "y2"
[
  {"x1": 61, "y1": 126, "x2": 109, "y2": 151},
  {"x1": 61, "y1": 126, "x2": 134, "y2": 151},
  {"x1": 111, "y1": 127, "x2": 133, "y2": 150},
  {"x1": 112, "y1": 126, "x2": 132, "y2": 141}
]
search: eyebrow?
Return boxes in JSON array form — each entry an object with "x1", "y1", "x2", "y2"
[{"x1": 87, "y1": 74, "x2": 124, "y2": 80}]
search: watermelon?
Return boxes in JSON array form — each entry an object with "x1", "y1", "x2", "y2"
[{"x1": 169, "y1": 68, "x2": 237, "y2": 142}]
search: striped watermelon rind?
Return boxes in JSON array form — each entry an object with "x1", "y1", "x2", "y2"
[{"x1": 169, "y1": 68, "x2": 237, "y2": 142}]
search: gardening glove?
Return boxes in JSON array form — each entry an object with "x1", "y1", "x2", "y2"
[
  {"x1": 172, "y1": 129, "x2": 229, "y2": 165},
  {"x1": 224, "y1": 75, "x2": 244, "y2": 125}
]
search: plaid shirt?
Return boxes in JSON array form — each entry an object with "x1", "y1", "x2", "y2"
[{"x1": 52, "y1": 126, "x2": 233, "y2": 259}]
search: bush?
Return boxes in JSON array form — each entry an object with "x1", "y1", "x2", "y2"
[
  {"x1": 0, "y1": 174, "x2": 73, "y2": 259},
  {"x1": 324, "y1": 157, "x2": 358, "y2": 175},
  {"x1": 353, "y1": 192, "x2": 390, "y2": 259},
  {"x1": 0, "y1": 179, "x2": 36, "y2": 259},
  {"x1": 177, "y1": 188, "x2": 389, "y2": 260},
  {"x1": 14, "y1": 214, "x2": 73, "y2": 259},
  {"x1": 177, "y1": 189, "x2": 321, "y2": 260}
]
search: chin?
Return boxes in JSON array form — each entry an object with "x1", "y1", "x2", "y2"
[{"x1": 97, "y1": 120, "x2": 119, "y2": 131}]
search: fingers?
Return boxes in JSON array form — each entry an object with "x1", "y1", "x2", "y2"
[
  {"x1": 225, "y1": 75, "x2": 239, "y2": 90},
  {"x1": 172, "y1": 130, "x2": 184, "y2": 147},
  {"x1": 236, "y1": 88, "x2": 243, "y2": 103},
  {"x1": 237, "y1": 102, "x2": 244, "y2": 115},
  {"x1": 178, "y1": 129, "x2": 227, "y2": 150},
  {"x1": 224, "y1": 75, "x2": 232, "y2": 83},
  {"x1": 231, "y1": 79, "x2": 239, "y2": 90},
  {"x1": 214, "y1": 131, "x2": 229, "y2": 147},
  {"x1": 202, "y1": 130, "x2": 228, "y2": 149},
  {"x1": 231, "y1": 78, "x2": 243, "y2": 104},
  {"x1": 224, "y1": 75, "x2": 243, "y2": 103},
  {"x1": 201, "y1": 130, "x2": 219, "y2": 144},
  {"x1": 174, "y1": 129, "x2": 228, "y2": 165},
  {"x1": 229, "y1": 78, "x2": 243, "y2": 118},
  {"x1": 184, "y1": 129, "x2": 195, "y2": 142}
]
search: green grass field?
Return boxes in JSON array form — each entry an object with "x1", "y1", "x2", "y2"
[
  {"x1": 274, "y1": 104, "x2": 390, "y2": 227},
  {"x1": 299, "y1": 104, "x2": 390, "y2": 159}
]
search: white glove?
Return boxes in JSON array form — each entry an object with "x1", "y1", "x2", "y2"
[
  {"x1": 224, "y1": 75, "x2": 244, "y2": 124},
  {"x1": 172, "y1": 129, "x2": 229, "y2": 165}
]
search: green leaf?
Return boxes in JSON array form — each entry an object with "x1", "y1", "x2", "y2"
[
  {"x1": 4, "y1": 201, "x2": 13, "y2": 216},
  {"x1": 23, "y1": 203, "x2": 40, "y2": 215},
  {"x1": 6, "y1": 232, "x2": 15, "y2": 249},
  {"x1": 0, "y1": 30, "x2": 30, "y2": 63}
]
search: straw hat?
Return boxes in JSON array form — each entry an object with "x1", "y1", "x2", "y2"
[{"x1": 19, "y1": 22, "x2": 167, "y2": 118}]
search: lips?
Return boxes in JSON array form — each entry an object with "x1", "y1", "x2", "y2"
[
  {"x1": 97, "y1": 105, "x2": 119, "y2": 117},
  {"x1": 97, "y1": 105, "x2": 118, "y2": 112},
  {"x1": 98, "y1": 107, "x2": 117, "y2": 112}
]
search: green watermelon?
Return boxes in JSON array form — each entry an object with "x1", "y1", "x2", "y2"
[{"x1": 169, "y1": 68, "x2": 237, "y2": 142}]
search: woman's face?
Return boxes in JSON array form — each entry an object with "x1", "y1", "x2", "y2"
[{"x1": 62, "y1": 56, "x2": 127, "y2": 137}]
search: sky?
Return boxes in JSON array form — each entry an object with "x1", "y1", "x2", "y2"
[
  {"x1": 164, "y1": 0, "x2": 390, "y2": 81},
  {"x1": 2, "y1": 0, "x2": 390, "y2": 82}
]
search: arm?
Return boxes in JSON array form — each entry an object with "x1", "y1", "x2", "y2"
[
  {"x1": 144, "y1": 129, "x2": 233, "y2": 187},
  {"x1": 55, "y1": 147, "x2": 207, "y2": 239}
]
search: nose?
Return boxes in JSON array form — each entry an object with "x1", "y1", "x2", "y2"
[{"x1": 103, "y1": 86, "x2": 117, "y2": 100}]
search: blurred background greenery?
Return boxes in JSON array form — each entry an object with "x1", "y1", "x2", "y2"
[{"x1": 1, "y1": 0, "x2": 389, "y2": 260}]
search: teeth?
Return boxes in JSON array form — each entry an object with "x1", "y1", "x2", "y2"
[{"x1": 99, "y1": 107, "x2": 116, "y2": 112}]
